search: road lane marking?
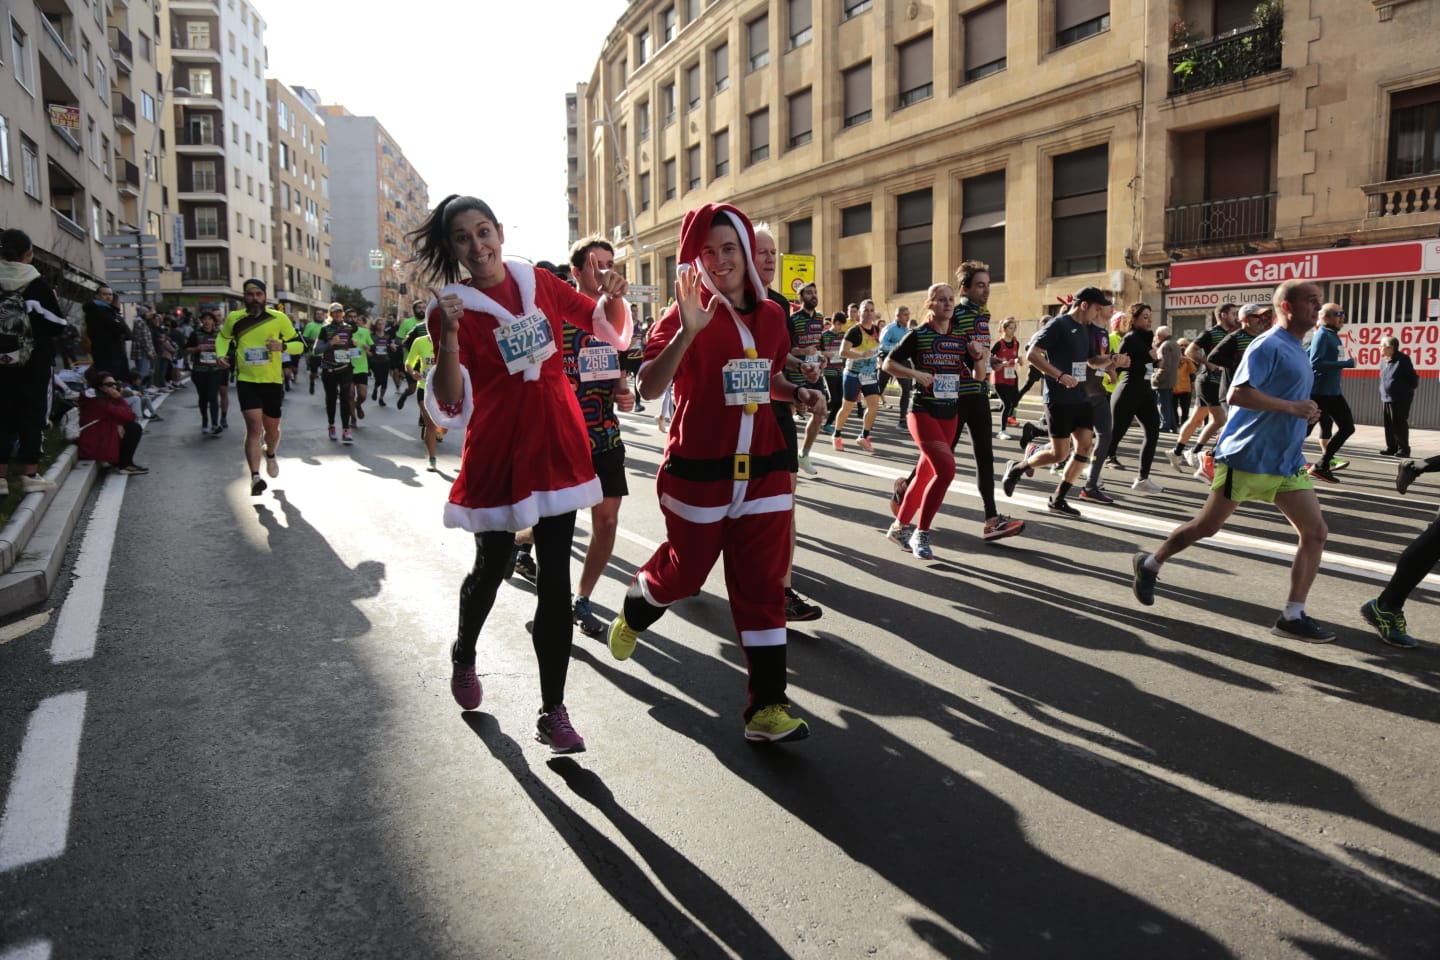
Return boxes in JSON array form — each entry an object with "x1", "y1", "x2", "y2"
[
  {"x1": 0, "y1": 610, "x2": 51, "y2": 646},
  {"x1": 0, "y1": 692, "x2": 87, "y2": 872},
  {"x1": 50, "y1": 476, "x2": 126, "y2": 664},
  {"x1": 381, "y1": 426, "x2": 414, "y2": 443},
  {"x1": 0, "y1": 941, "x2": 52, "y2": 960}
]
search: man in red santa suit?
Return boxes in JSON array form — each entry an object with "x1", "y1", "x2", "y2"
[{"x1": 606, "y1": 203, "x2": 825, "y2": 743}]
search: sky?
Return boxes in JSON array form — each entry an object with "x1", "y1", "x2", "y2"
[{"x1": 262, "y1": 1, "x2": 630, "y2": 265}]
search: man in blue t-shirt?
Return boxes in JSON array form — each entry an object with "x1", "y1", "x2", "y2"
[
  {"x1": 1001, "y1": 287, "x2": 1126, "y2": 517},
  {"x1": 1132, "y1": 279, "x2": 1335, "y2": 643}
]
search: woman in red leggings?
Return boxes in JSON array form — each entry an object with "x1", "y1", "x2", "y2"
[{"x1": 882, "y1": 283, "x2": 975, "y2": 560}]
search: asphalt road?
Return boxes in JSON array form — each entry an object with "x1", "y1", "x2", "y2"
[{"x1": 1, "y1": 384, "x2": 1438, "y2": 960}]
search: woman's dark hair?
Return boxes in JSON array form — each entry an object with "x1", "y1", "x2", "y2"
[
  {"x1": 1128, "y1": 301, "x2": 1153, "y2": 322},
  {"x1": 407, "y1": 194, "x2": 500, "y2": 285},
  {"x1": 1, "y1": 228, "x2": 33, "y2": 261},
  {"x1": 84, "y1": 368, "x2": 112, "y2": 388}
]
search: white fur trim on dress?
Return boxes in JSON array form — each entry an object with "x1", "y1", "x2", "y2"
[
  {"x1": 443, "y1": 477, "x2": 603, "y2": 533},
  {"x1": 423, "y1": 364, "x2": 474, "y2": 430},
  {"x1": 434, "y1": 263, "x2": 546, "y2": 381}
]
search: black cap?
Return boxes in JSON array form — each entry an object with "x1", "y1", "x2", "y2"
[{"x1": 1073, "y1": 286, "x2": 1112, "y2": 306}]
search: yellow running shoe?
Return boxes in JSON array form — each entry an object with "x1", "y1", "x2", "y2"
[
  {"x1": 607, "y1": 612, "x2": 639, "y2": 661},
  {"x1": 744, "y1": 704, "x2": 810, "y2": 743}
]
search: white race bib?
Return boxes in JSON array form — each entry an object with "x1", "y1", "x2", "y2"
[
  {"x1": 803, "y1": 353, "x2": 823, "y2": 369},
  {"x1": 578, "y1": 343, "x2": 620, "y2": 382},
  {"x1": 858, "y1": 365, "x2": 878, "y2": 385},
  {"x1": 243, "y1": 346, "x2": 270, "y2": 366},
  {"x1": 199, "y1": 351, "x2": 217, "y2": 364},
  {"x1": 933, "y1": 373, "x2": 959, "y2": 399},
  {"x1": 494, "y1": 311, "x2": 557, "y2": 375},
  {"x1": 331, "y1": 348, "x2": 352, "y2": 362},
  {"x1": 1144, "y1": 363, "x2": 1155, "y2": 380},
  {"x1": 722, "y1": 358, "x2": 771, "y2": 407},
  {"x1": 374, "y1": 345, "x2": 388, "y2": 356},
  {"x1": 1070, "y1": 362, "x2": 1087, "y2": 380}
]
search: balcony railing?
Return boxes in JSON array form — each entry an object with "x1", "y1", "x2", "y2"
[
  {"x1": 1165, "y1": 192, "x2": 1276, "y2": 246},
  {"x1": 1169, "y1": 23, "x2": 1282, "y2": 97},
  {"x1": 1366, "y1": 173, "x2": 1440, "y2": 218},
  {"x1": 119, "y1": 159, "x2": 140, "y2": 189},
  {"x1": 109, "y1": 29, "x2": 133, "y2": 68},
  {"x1": 113, "y1": 93, "x2": 136, "y2": 129}
]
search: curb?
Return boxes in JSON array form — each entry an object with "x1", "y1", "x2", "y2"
[{"x1": 0, "y1": 448, "x2": 100, "y2": 618}]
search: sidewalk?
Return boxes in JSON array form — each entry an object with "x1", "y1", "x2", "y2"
[{"x1": 0, "y1": 390, "x2": 175, "y2": 619}]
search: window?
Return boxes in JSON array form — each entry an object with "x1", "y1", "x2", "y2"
[
  {"x1": 1051, "y1": 144, "x2": 1109, "y2": 276},
  {"x1": 0, "y1": 115, "x2": 11, "y2": 181},
  {"x1": 712, "y1": 44, "x2": 728, "y2": 92},
  {"x1": 229, "y1": 77, "x2": 238, "y2": 99},
  {"x1": 232, "y1": 122, "x2": 239, "y2": 144},
  {"x1": 712, "y1": 129, "x2": 728, "y2": 178},
  {"x1": 189, "y1": 69, "x2": 213, "y2": 96},
  {"x1": 248, "y1": 217, "x2": 255, "y2": 239},
  {"x1": 637, "y1": 101, "x2": 650, "y2": 141},
  {"x1": 195, "y1": 252, "x2": 223, "y2": 282},
  {"x1": 662, "y1": 7, "x2": 677, "y2": 42},
  {"x1": 243, "y1": 89, "x2": 250, "y2": 110},
  {"x1": 189, "y1": 114, "x2": 215, "y2": 144},
  {"x1": 11, "y1": 20, "x2": 32, "y2": 92},
  {"x1": 617, "y1": 58, "x2": 627, "y2": 91},
  {"x1": 241, "y1": 45, "x2": 249, "y2": 67},
  {"x1": 88, "y1": 117, "x2": 99, "y2": 166},
  {"x1": 963, "y1": 4, "x2": 1006, "y2": 81},
  {"x1": 788, "y1": 217, "x2": 813, "y2": 254},
  {"x1": 187, "y1": 21, "x2": 210, "y2": 49},
  {"x1": 895, "y1": 188, "x2": 933, "y2": 292},
  {"x1": 228, "y1": 31, "x2": 236, "y2": 53},
  {"x1": 100, "y1": 134, "x2": 110, "y2": 177},
  {"x1": 843, "y1": 0, "x2": 872, "y2": 21},
  {"x1": 20, "y1": 136, "x2": 39, "y2": 198},
  {"x1": 195, "y1": 206, "x2": 219, "y2": 238},
  {"x1": 662, "y1": 83, "x2": 677, "y2": 124},
  {"x1": 788, "y1": 0, "x2": 812, "y2": 49},
  {"x1": 961, "y1": 170, "x2": 1006, "y2": 282},
  {"x1": 686, "y1": 64, "x2": 701, "y2": 108},
  {"x1": 93, "y1": 199, "x2": 103, "y2": 241},
  {"x1": 236, "y1": 211, "x2": 243, "y2": 232},
  {"x1": 748, "y1": 109, "x2": 769, "y2": 164},
  {"x1": 843, "y1": 62, "x2": 872, "y2": 128},
  {"x1": 82, "y1": 36, "x2": 92, "y2": 81},
  {"x1": 193, "y1": 159, "x2": 216, "y2": 192},
  {"x1": 898, "y1": 33, "x2": 933, "y2": 107},
  {"x1": 1056, "y1": 0, "x2": 1109, "y2": 48},
  {"x1": 96, "y1": 60, "x2": 108, "y2": 104},
  {"x1": 748, "y1": 15, "x2": 769, "y2": 71},
  {"x1": 788, "y1": 88, "x2": 813, "y2": 147},
  {"x1": 687, "y1": 144, "x2": 701, "y2": 190},
  {"x1": 247, "y1": 174, "x2": 254, "y2": 196},
  {"x1": 141, "y1": 91, "x2": 155, "y2": 121},
  {"x1": 245, "y1": 132, "x2": 251, "y2": 154},
  {"x1": 138, "y1": 32, "x2": 151, "y2": 61},
  {"x1": 637, "y1": 28, "x2": 651, "y2": 65},
  {"x1": 664, "y1": 158, "x2": 676, "y2": 200},
  {"x1": 841, "y1": 203, "x2": 872, "y2": 236},
  {"x1": 1388, "y1": 83, "x2": 1440, "y2": 180},
  {"x1": 681, "y1": 0, "x2": 698, "y2": 25}
]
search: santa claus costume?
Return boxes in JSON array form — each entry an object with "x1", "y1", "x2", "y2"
[
  {"x1": 607, "y1": 203, "x2": 811, "y2": 742},
  {"x1": 425, "y1": 257, "x2": 630, "y2": 750}
]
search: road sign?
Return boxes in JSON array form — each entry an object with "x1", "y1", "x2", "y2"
[
  {"x1": 100, "y1": 234, "x2": 157, "y2": 246},
  {"x1": 781, "y1": 254, "x2": 815, "y2": 303},
  {"x1": 627, "y1": 283, "x2": 661, "y2": 304}
]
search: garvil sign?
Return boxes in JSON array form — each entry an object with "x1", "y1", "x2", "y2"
[{"x1": 1169, "y1": 239, "x2": 1440, "y2": 290}]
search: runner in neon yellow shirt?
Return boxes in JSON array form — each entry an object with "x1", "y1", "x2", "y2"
[
  {"x1": 350, "y1": 316, "x2": 374, "y2": 423},
  {"x1": 301, "y1": 310, "x2": 326, "y2": 394},
  {"x1": 216, "y1": 279, "x2": 305, "y2": 495},
  {"x1": 405, "y1": 331, "x2": 440, "y2": 471}
]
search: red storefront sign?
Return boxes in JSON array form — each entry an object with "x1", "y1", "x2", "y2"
[{"x1": 1169, "y1": 239, "x2": 1440, "y2": 290}]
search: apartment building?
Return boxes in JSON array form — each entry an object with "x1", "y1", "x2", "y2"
[
  {"x1": 1, "y1": 0, "x2": 161, "y2": 311},
  {"x1": 267, "y1": 80, "x2": 329, "y2": 321},
  {"x1": 578, "y1": 0, "x2": 1146, "y2": 328},
  {"x1": 159, "y1": 0, "x2": 272, "y2": 313},
  {"x1": 1142, "y1": 0, "x2": 1440, "y2": 424},
  {"x1": 317, "y1": 105, "x2": 429, "y2": 319}
]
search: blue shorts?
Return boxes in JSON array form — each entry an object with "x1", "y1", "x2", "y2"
[{"x1": 843, "y1": 375, "x2": 881, "y2": 402}]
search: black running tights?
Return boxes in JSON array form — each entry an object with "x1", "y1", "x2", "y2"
[
  {"x1": 1380, "y1": 507, "x2": 1440, "y2": 611},
  {"x1": 455, "y1": 511, "x2": 577, "y2": 709},
  {"x1": 1108, "y1": 382, "x2": 1160, "y2": 478}
]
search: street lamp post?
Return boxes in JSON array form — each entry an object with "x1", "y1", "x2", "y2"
[
  {"x1": 594, "y1": 101, "x2": 638, "y2": 261},
  {"x1": 132, "y1": 75, "x2": 187, "y2": 305}
]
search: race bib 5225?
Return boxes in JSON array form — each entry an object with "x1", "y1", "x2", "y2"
[{"x1": 494, "y1": 311, "x2": 557, "y2": 375}]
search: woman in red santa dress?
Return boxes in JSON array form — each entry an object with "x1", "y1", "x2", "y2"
[
  {"x1": 411, "y1": 194, "x2": 631, "y2": 754},
  {"x1": 604, "y1": 203, "x2": 826, "y2": 744}
]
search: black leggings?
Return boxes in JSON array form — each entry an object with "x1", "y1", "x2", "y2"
[
  {"x1": 1381, "y1": 505, "x2": 1440, "y2": 612},
  {"x1": 1308, "y1": 394, "x2": 1354, "y2": 467},
  {"x1": 994, "y1": 382, "x2": 1020, "y2": 427},
  {"x1": 822, "y1": 373, "x2": 843, "y2": 426},
  {"x1": 1175, "y1": 391, "x2": 1192, "y2": 424},
  {"x1": 371, "y1": 363, "x2": 389, "y2": 398},
  {"x1": 117, "y1": 421, "x2": 142, "y2": 468},
  {"x1": 951, "y1": 394, "x2": 998, "y2": 518},
  {"x1": 1108, "y1": 381, "x2": 1161, "y2": 478},
  {"x1": 1016, "y1": 366, "x2": 1045, "y2": 404},
  {"x1": 192, "y1": 369, "x2": 221, "y2": 426},
  {"x1": 455, "y1": 511, "x2": 577, "y2": 709},
  {"x1": 322, "y1": 370, "x2": 354, "y2": 427}
]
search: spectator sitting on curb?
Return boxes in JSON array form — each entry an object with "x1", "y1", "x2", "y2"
[{"x1": 78, "y1": 368, "x2": 148, "y2": 475}]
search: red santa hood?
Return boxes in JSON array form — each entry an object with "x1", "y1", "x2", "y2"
[{"x1": 677, "y1": 202, "x2": 767, "y2": 314}]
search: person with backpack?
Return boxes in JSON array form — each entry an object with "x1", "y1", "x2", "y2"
[{"x1": 0, "y1": 229, "x2": 69, "y2": 493}]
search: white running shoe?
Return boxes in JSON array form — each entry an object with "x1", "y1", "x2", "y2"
[{"x1": 1131, "y1": 476, "x2": 1164, "y2": 493}]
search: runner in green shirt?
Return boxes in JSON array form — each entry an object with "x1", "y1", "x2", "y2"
[
  {"x1": 405, "y1": 331, "x2": 439, "y2": 471},
  {"x1": 350, "y1": 311, "x2": 374, "y2": 422}
]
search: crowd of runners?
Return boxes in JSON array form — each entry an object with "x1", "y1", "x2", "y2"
[{"x1": 39, "y1": 198, "x2": 1434, "y2": 756}]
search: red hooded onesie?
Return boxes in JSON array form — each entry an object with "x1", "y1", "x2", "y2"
[{"x1": 634, "y1": 203, "x2": 794, "y2": 650}]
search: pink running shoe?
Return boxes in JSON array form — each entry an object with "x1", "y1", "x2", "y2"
[
  {"x1": 859, "y1": 436, "x2": 874, "y2": 453},
  {"x1": 450, "y1": 661, "x2": 482, "y2": 710},
  {"x1": 536, "y1": 704, "x2": 587, "y2": 754}
]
